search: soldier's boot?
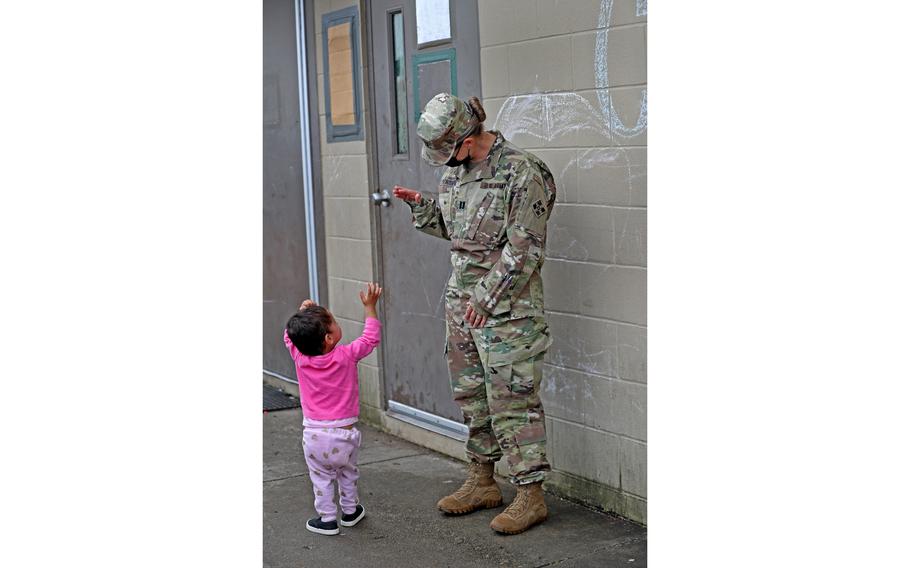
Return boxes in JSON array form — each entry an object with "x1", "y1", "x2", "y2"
[
  {"x1": 437, "y1": 462, "x2": 503, "y2": 514},
  {"x1": 489, "y1": 482, "x2": 548, "y2": 535}
]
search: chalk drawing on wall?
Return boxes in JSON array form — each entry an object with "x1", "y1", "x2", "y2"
[
  {"x1": 597, "y1": 0, "x2": 647, "y2": 139},
  {"x1": 493, "y1": 93, "x2": 608, "y2": 143},
  {"x1": 491, "y1": 0, "x2": 647, "y2": 142}
]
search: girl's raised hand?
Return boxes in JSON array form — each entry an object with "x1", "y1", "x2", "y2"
[{"x1": 359, "y1": 282, "x2": 383, "y2": 307}]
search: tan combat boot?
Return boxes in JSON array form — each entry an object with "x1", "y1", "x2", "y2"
[
  {"x1": 489, "y1": 482, "x2": 548, "y2": 534},
  {"x1": 437, "y1": 462, "x2": 503, "y2": 514}
]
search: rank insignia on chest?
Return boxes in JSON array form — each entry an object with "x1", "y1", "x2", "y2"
[
  {"x1": 457, "y1": 201, "x2": 466, "y2": 210},
  {"x1": 532, "y1": 199, "x2": 546, "y2": 217}
]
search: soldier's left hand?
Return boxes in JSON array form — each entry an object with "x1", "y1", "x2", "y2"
[{"x1": 465, "y1": 304, "x2": 488, "y2": 328}]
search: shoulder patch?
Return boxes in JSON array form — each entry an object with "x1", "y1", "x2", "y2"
[{"x1": 532, "y1": 199, "x2": 546, "y2": 218}]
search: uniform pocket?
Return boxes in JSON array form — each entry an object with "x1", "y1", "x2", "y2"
[
  {"x1": 475, "y1": 194, "x2": 507, "y2": 245},
  {"x1": 486, "y1": 354, "x2": 544, "y2": 415},
  {"x1": 465, "y1": 192, "x2": 494, "y2": 241},
  {"x1": 438, "y1": 192, "x2": 452, "y2": 226},
  {"x1": 484, "y1": 321, "x2": 553, "y2": 367},
  {"x1": 508, "y1": 365, "x2": 534, "y2": 395}
]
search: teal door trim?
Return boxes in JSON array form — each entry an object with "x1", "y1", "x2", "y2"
[{"x1": 411, "y1": 48, "x2": 457, "y2": 122}]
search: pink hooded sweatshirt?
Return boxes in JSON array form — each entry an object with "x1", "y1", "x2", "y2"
[{"x1": 283, "y1": 317, "x2": 381, "y2": 421}]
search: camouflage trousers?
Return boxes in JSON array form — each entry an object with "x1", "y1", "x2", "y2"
[{"x1": 445, "y1": 315, "x2": 552, "y2": 485}]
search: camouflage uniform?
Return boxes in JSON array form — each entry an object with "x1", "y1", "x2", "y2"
[{"x1": 408, "y1": 93, "x2": 557, "y2": 486}]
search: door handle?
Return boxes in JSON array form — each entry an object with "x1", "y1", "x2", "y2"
[{"x1": 371, "y1": 189, "x2": 392, "y2": 207}]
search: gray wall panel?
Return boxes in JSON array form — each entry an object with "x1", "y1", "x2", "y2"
[{"x1": 264, "y1": 0, "x2": 310, "y2": 379}]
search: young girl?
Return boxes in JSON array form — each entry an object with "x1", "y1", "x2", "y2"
[{"x1": 283, "y1": 283, "x2": 383, "y2": 535}]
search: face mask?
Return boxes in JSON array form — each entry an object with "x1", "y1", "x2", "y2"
[{"x1": 445, "y1": 140, "x2": 470, "y2": 168}]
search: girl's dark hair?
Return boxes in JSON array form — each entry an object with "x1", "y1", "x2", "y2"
[
  {"x1": 286, "y1": 306, "x2": 333, "y2": 356},
  {"x1": 467, "y1": 96, "x2": 486, "y2": 136}
]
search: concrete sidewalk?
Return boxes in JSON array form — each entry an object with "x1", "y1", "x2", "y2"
[{"x1": 264, "y1": 408, "x2": 646, "y2": 567}]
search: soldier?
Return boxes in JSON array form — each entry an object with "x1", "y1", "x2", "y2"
[{"x1": 392, "y1": 93, "x2": 557, "y2": 535}]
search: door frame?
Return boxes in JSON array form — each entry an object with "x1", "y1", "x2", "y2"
[
  {"x1": 362, "y1": 0, "x2": 390, "y2": 413},
  {"x1": 362, "y1": 0, "x2": 469, "y2": 441}
]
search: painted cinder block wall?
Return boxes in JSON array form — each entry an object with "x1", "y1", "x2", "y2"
[
  {"x1": 477, "y1": 0, "x2": 647, "y2": 522},
  {"x1": 312, "y1": 0, "x2": 385, "y2": 425},
  {"x1": 307, "y1": 0, "x2": 647, "y2": 523}
]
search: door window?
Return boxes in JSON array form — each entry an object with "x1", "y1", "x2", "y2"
[{"x1": 391, "y1": 11, "x2": 408, "y2": 154}]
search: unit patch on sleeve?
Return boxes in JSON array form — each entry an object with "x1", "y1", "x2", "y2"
[{"x1": 531, "y1": 199, "x2": 546, "y2": 217}]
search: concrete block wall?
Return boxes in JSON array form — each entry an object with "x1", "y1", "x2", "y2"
[
  {"x1": 478, "y1": 0, "x2": 647, "y2": 523},
  {"x1": 312, "y1": 0, "x2": 382, "y2": 422}
]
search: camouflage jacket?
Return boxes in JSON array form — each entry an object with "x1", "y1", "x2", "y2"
[{"x1": 407, "y1": 131, "x2": 557, "y2": 327}]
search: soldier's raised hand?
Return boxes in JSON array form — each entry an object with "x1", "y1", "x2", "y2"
[{"x1": 393, "y1": 185, "x2": 422, "y2": 204}]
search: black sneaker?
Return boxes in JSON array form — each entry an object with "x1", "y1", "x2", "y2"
[
  {"x1": 339, "y1": 504, "x2": 366, "y2": 527},
  {"x1": 305, "y1": 517, "x2": 340, "y2": 535}
]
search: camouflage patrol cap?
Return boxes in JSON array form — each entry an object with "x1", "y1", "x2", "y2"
[{"x1": 417, "y1": 93, "x2": 478, "y2": 166}]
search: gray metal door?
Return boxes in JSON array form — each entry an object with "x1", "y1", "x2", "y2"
[
  {"x1": 369, "y1": 0, "x2": 481, "y2": 432},
  {"x1": 263, "y1": 0, "x2": 324, "y2": 382}
]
